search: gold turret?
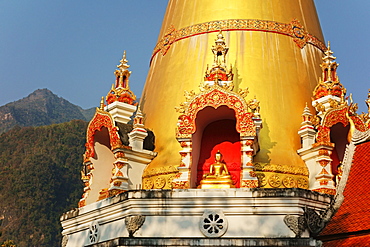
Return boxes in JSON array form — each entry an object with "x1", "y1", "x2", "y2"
[
  {"x1": 140, "y1": 0, "x2": 326, "y2": 189},
  {"x1": 106, "y1": 51, "x2": 136, "y2": 106}
]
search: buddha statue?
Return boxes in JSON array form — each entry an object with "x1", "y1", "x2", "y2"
[{"x1": 200, "y1": 151, "x2": 234, "y2": 189}]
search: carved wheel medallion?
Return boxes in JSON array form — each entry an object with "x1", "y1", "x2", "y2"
[
  {"x1": 283, "y1": 176, "x2": 296, "y2": 188},
  {"x1": 154, "y1": 177, "x2": 166, "y2": 189},
  {"x1": 88, "y1": 221, "x2": 100, "y2": 244},
  {"x1": 297, "y1": 178, "x2": 308, "y2": 189},
  {"x1": 199, "y1": 210, "x2": 228, "y2": 238},
  {"x1": 268, "y1": 174, "x2": 282, "y2": 188},
  {"x1": 143, "y1": 178, "x2": 154, "y2": 189}
]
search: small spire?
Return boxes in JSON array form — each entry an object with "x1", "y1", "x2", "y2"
[
  {"x1": 204, "y1": 31, "x2": 233, "y2": 82},
  {"x1": 212, "y1": 31, "x2": 229, "y2": 66},
  {"x1": 322, "y1": 41, "x2": 336, "y2": 65},
  {"x1": 301, "y1": 103, "x2": 313, "y2": 126},
  {"x1": 133, "y1": 107, "x2": 145, "y2": 129},
  {"x1": 117, "y1": 51, "x2": 130, "y2": 72},
  {"x1": 106, "y1": 51, "x2": 137, "y2": 106},
  {"x1": 100, "y1": 96, "x2": 105, "y2": 110}
]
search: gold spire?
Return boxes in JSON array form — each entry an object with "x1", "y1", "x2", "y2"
[
  {"x1": 205, "y1": 31, "x2": 233, "y2": 82},
  {"x1": 212, "y1": 31, "x2": 229, "y2": 66},
  {"x1": 321, "y1": 41, "x2": 339, "y2": 82},
  {"x1": 313, "y1": 43, "x2": 346, "y2": 101},
  {"x1": 106, "y1": 51, "x2": 136, "y2": 105},
  {"x1": 140, "y1": 0, "x2": 326, "y2": 189},
  {"x1": 301, "y1": 103, "x2": 313, "y2": 127},
  {"x1": 99, "y1": 96, "x2": 105, "y2": 110},
  {"x1": 117, "y1": 50, "x2": 130, "y2": 73},
  {"x1": 115, "y1": 50, "x2": 131, "y2": 89}
]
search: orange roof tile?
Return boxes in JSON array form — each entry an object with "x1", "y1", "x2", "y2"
[
  {"x1": 320, "y1": 141, "x2": 370, "y2": 244},
  {"x1": 323, "y1": 234, "x2": 370, "y2": 247}
]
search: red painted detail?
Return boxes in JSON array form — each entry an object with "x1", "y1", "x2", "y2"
[{"x1": 196, "y1": 119, "x2": 241, "y2": 187}]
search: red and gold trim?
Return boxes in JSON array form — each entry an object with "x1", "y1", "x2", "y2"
[
  {"x1": 176, "y1": 87, "x2": 256, "y2": 138},
  {"x1": 152, "y1": 18, "x2": 326, "y2": 61},
  {"x1": 84, "y1": 108, "x2": 124, "y2": 162}
]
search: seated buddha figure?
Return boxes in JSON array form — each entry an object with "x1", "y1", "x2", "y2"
[{"x1": 200, "y1": 150, "x2": 234, "y2": 189}]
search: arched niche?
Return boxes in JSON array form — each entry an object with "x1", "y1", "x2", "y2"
[
  {"x1": 87, "y1": 127, "x2": 116, "y2": 204},
  {"x1": 329, "y1": 123, "x2": 350, "y2": 180},
  {"x1": 173, "y1": 87, "x2": 259, "y2": 189},
  {"x1": 192, "y1": 106, "x2": 240, "y2": 188}
]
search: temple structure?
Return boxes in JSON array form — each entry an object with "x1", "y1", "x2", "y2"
[{"x1": 60, "y1": 1, "x2": 370, "y2": 246}]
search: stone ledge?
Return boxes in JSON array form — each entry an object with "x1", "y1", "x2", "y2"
[
  {"x1": 86, "y1": 237, "x2": 321, "y2": 247},
  {"x1": 61, "y1": 188, "x2": 333, "y2": 221}
]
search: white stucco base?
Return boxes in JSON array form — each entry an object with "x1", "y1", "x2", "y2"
[{"x1": 61, "y1": 188, "x2": 331, "y2": 247}]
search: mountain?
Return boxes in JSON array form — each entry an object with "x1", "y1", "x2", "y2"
[
  {"x1": 0, "y1": 89, "x2": 94, "y2": 133},
  {"x1": 0, "y1": 120, "x2": 87, "y2": 247}
]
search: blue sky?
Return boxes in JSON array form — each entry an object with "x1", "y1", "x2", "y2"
[{"x1": 1, "y1": 1, "x2": 369, "y2": 113}]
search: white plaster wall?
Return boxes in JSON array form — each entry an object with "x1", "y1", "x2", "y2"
[
  {"x1": 62, "y1": 189, "x2": 329, "y2": 246},
  {"x1": 87, "y1": 142, "x2": 116, "y2": 204}
]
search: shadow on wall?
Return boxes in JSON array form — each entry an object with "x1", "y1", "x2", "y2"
[{"x1": 254, "y1": 119, "x2": 276, "y2": 163}]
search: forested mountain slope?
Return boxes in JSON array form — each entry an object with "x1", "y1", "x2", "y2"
[{"x1": 0, "y1": 120, "x2": 87, "y2": 246}]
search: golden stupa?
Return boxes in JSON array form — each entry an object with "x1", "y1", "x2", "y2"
[{"x1": 140, "y1": 0, "x2": 326, "y2": 189}]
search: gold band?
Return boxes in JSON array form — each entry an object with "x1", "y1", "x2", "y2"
[{"x1": 152, "y1": 18, "x2": 326, "y2": 60}]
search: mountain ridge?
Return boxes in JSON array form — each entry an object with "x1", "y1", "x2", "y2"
[{"x1": 0, "y1": 89, "x2": 94, "y2": 133}]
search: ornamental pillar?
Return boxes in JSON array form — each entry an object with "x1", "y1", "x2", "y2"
[
  {"x1": 128, "y1": 109, "x2": 148, "y2": 150},
  {"x1": 108, "y1": 150, "x2": 129, "y2": 196},
  {"x1": 240, "y1": 138, "x2": 258, "y2": 188},
  {"x1": 312, "y1": 148, "x2": 336, "y2": 194},
  {"x1": 172, "y1": 139, "x2": 192, "y2": 189}
]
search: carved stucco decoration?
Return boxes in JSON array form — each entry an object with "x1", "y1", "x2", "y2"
[
  {"x1": 284, "y1": 206, "x2": 325, "y2": 238},
  {"x1": 283, "y1": 214, "x2": 306, "y2": 238},
  {"x1": 199, "y1": 210, "x2": 228, "y2": 238},
  {"x1": 176, "y1": 86, "x2": 256, "y2": 138},
  {"x1": 84, "y1": 108, "x2": 124, "y2": 162},
  {"x1": 254, "y1": 163, "x2": 309, "y2": 189},
  {"x1": 88, "y1": 220, "x2": 100, "y2": 244},
  {"x1": 152, "y1": 19, "x2": 325, "y2": 60},
  {"x1": 125, "y1": 215, "x2": 146, "y2": 237},
  {"x1": 313, "y1": 106, "x2": 367, "y2": 147},
  {"x1": 61, "y1": 235, "x2": 68, "y2": 247}
]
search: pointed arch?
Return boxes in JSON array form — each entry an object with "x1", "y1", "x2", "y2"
[
  {"x1": 84, "y1": 108, "x2": 123, "y2": 162},
  {"x1": 176, "y1": 87, "x2": 256, "y2": 138}
]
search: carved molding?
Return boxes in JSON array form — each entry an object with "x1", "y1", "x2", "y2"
[
  {"x1": 284, "y1": 206, "x2": 325, "y2": 238},
  {"x1": 152, "y1": 18, "x2": 325, "y2": 60},
  {"x1": 125, "y1": 215, "x2": 146, "y2": 237}
]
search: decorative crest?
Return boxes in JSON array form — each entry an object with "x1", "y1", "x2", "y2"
[
  {"x1": 106, "y1": 51, "x2": 137, "y2": 105},
  {"x1": 301, "y1": 103, "x2": 313, "y2": 126},
  {"x1": 133, "y1": 108, "x2": 145, "y2": 129},
  {"x1": 99, "y1": 96, "x2": 105, "y2": 110},
  {"x1": 313, "y1": 42, "x2": 346, "y2": 101},
  {"x1": 204, "y1": 31, "x2": 233, "y2": 83}
]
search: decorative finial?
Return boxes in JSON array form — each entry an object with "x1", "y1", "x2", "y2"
[
  {"x1": 204, "y1": 31, "x2": 233, "y2": 82},
  {"x1": 366, "y1": 89, "x2": 370, "y2": 113},
  {"x1": 313, "y1": 41, "x2": 345, "y2": 101},
  {"x1": 301, "y1": 103, "x2": 313, "y2": 126},
  {"x1": 322, "y1": 41, "x2": 336, "y2": 65},
  {"x1": 105, "y1": 51, "x2": 137, "y2": 106},
  {"x1": 133, "y1": 107, "x2": 145, "y2": 129},
  {"x1": 212, "y1": 31, "x2": 229, "y2": 66},
  {"x1": 100, "y1": 96, "x2": 105, "y2": 110},
  {"x1": 117, "y1": 51, "x2": 130, "y2": 72}
]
